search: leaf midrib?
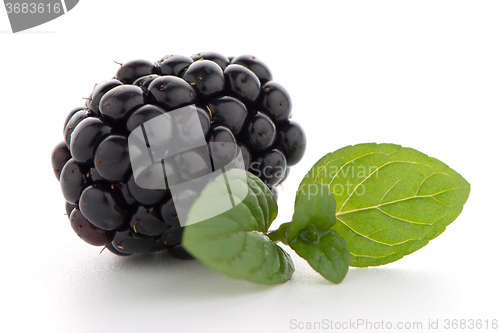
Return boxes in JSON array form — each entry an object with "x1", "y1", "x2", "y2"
[{"x1": 336, "y1": 186, "x2": 467, "y2": 216}]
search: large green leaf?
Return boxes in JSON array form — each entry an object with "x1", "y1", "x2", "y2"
[
  {"x1": 182, "y1": 169, "x2": 294, "y2": 284},
  {"x1": 299, "y1": 143, "x2": 470, "y2": 267}
]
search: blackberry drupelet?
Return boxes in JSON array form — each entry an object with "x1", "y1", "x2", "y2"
[{"x1": 52, "y1": 53, "x2": 306, "y2": 257}]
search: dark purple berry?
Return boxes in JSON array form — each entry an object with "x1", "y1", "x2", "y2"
[
  {"x1": 87, "y1": 167, "x2": 105, "y2": 183},
  {"x1": 208, "y1": 96, "x2": 248, "y2": 135},
  {"x1": 64, "y1": 110, "x2": 91, "y2": 148},
  {"x1": 106, "y1": 243, "x2": 131, "y2": 256},
  {"x1": 149, "y1": 238, "x2": 168, "y2": 252},
  {"x1": 256, "y1": 149, "x2": 287, "y2": 186},
  {"x1": 70, "y1": 208, "x2": 114, "y2": 246},
  {"x1": 130, "y1": 206, "x2": 169, "y2": 236},
  {"x1": 191, "y1": 52, "x2": 230, "y2": 70},
  {"x1": 133, "y1": 74, "x2": 159, "y2": 92},
  {"x1": 209, "y1": 126, "x2": 238, "y2": 169},
  {"x1": 197, "y1": 106, "x2": 211, "y2": 137},
  {"x1": 159, "y1": 198, "x2": 181, "y2": 228},
  {"x1": 65, "y1": 201, "x2": 78, "y2": 218},
  {"x1": 52, "y1": 141, "x2": 71, "y2": 181},
  {"x1": 127, "y1": 175, "x2": 168, "y2": 206},
  {"x1": 99, "y1": 85, "x2": 145, "y2": 123},
  {"x1": 116, "y1": 59, "x2": 155, "y2": 84},
  {"x1": 60, "y1": 158, "x2": 88, "y2": 204},
  {"x1": 63, "y1": 107, "x2": 86, "y2": 135},
  {"x1": 79, "y1": 185, "x2": 126, "y2": 231},
  {"x1": 231, "y1": 55, "x2": 273, "y2": 84},
  {"x1": 126, "y1": 104, "x2": 167, "y2": 133},
  {"x1": 224, "y1": 64, "x2": 261, "y2": 103},
  {"x1": 238, "y1": 144, "x2": 252, "y2": 170},
  {"x1": 174, "y1": 146, "x2": 213, "y2": 182},
  {"x1": 148, "y1": 76, "x2": 196, "y2": 110},
  {"x1": 277, "y1": 120, "x2": 306, "y2": 166},
  {"x1": 112, "y1": 228, "x2": 154, "y2": 254},
  {"x1": 155, "y1": 55, "x2": 193, "y2": 76},
  {"x1": 87, "y1": 79, "x2": 123, "y2": 115},
  {"x1": 70, "y1": 117, "x2": 112, "y2": 163},
  {"x1": 112, "y1": 181, "x2": 138, "y2": 207},
  {"x1": 94, "y1": 135, "x2": 131, "y2": 182},
  {"x1": 162, "y1": 227, "x2": 184, "y2": 247},
  {"x1": 182, "y1": 60, "x2": 225, "y2": 98},
  {"x1": 260, "y1": 81, "x2": 292, "y2": 123},
  {"x1": 246, "y1": 112, "x2": 276, "y2": 152}
]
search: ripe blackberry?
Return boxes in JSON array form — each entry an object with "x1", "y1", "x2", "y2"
[{"x1": 52, "y1": 53, "x2": 306, "y2": 257}]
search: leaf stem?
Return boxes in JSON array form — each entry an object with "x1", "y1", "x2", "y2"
[{"x1": 267, "y1": 222, "x2": 292, "y2": 244}]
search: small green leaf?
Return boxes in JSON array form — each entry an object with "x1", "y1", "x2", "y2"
[
  {"x1": 288, "y1": 181, "x2": 337, "y2": 241},
  {"x1": 299, "y1": 143, "x2": 471, "y2": 267},
  {"x1": 286, "y1": 181, "x2": 350, "y2": 283},
  {"x1": 182, "y1": 169, "x2": 294, "y2": 284},
  {"x1": 290, "y1": 230, "x2": 350, "y2": 284}
]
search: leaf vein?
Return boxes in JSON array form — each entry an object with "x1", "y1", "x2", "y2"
[
  {"x1": 336, "y1": 216, "x2": 394, "y2": 246},
  {"x1": 327, "y1": 152, "x2": 376, "y2": 187},
  {"x1": 376, "y1": 207, "x2": 432, "y2": 225},
  {"x1": 379, "y1": 179, "x2": 402, "y2": 205},
  {"x1": 337, "y1": 186, "x2": 467, "y2": 216},
  {"x1": 338, "y1": 160, "x2": 421, "y2": 213}
]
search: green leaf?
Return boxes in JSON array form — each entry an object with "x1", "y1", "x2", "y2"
[
  {"x1": 290, "y1": 230, "x2": 350, "y2": 283},
  {"x1": 288, "y1": 181, "x2": 337, "y2": 241},
  {"x1": 182, "y1": 169, "x2": 294, "y2": 284},
  {"x1": 299, "y1": 143, "x2": 470, "y2": 267},
  {"x1": 287, "y1": 181, "x2": 350, "y2": 283}
]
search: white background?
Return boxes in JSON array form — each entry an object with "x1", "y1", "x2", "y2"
[{"x1": 1, "y1": 1, "x2": 499, "y2": 332}]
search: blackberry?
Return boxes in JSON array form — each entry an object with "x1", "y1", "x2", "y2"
[{"x1": 52, "y1": 53, "x2": 306, "y2": 257}]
